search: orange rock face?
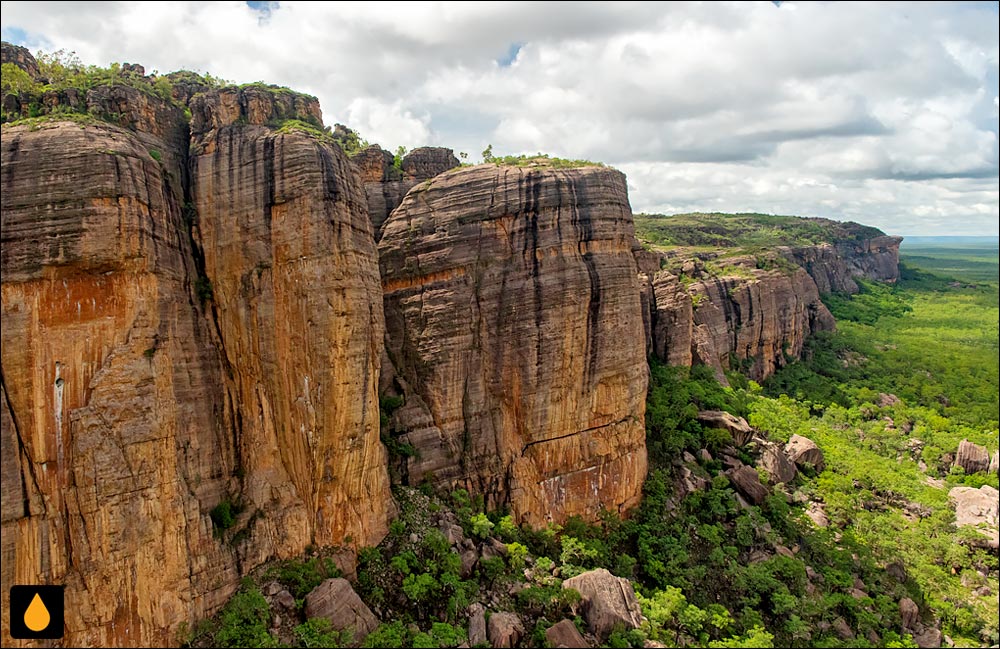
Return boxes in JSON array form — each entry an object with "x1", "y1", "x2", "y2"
[
  {"x1": 1, "y1": 120, "x2": 238, "y2": 648},
  {"x1": 2, "y1": 85, "x2": 392, "y2": 647},
  {"x1": 379, "y1": 164, "x2": 648, "y2": 525},
  {"x1": 189, "y1": 88, "x2": 393, "y2": 558}
]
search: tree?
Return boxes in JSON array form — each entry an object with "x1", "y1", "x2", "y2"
[{"x1": 482, "y1": 144, "x2": 494, "y2": 163}]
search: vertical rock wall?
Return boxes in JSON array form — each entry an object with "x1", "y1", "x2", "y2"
[{"x1": 379, "y1": 164, "x2": 648, "y2": 525}]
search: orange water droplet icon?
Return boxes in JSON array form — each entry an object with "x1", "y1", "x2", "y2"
[{"x1": 24, "y1": 592, "x2": 51, "y2": 632}]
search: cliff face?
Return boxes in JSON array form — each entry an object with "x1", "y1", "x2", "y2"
[
  {"x1": 637, "y1": 253, "x2": 835, "y2": 382},
  {"x1": 636, "y1": 229, "x2": 902, "y2": 382},
  {"x1": 188, "y1": 88, "x2": 393, "y2": 558},
  {"x1": 355, "y1": 145, "x2": 459, "y2": 237},
  {"x1": 1, "y1": 75, "x2": 392, "y2": 646},
  {"x1": 379, "y1": 165, "x2": 648, "y2": 525},
  {"x1": 782, "y1": 235, "x2": 902, "y2": 294},
  {"x1": 1, "y1": 117, "x2": 236, "y2": 647}
]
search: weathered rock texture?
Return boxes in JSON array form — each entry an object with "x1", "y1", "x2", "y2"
[
  {"x1": 562, "y1": 568, "x2": 643, "y2": 641},
  {"x1": 303, "y1": 578, "x2": 378, "y2": 644},
  {"x1": 953, "y1": 439, "x2": 991, "y2": 475},
  {"x1": 1, "y1": 116, "x2": 235, "y2": 647},
  {"x1": 950, "y1": 485, "x2": 999, "y2": 549},
  {"x1": 1, "y1": 84, "x2": 392, "y2": 647},
  {"x1": 782, "y1": 235, "x2": 902, "y2": 294},
  {"x1": 355, "y1": 145, "x2": 460, "y2": 237},
  {"x1": 188, "y1": 87, "x2": 393, "y2": 557},
  {"x1": 1, "y1": 41, "x2": 40, "y2": 77},
  {"x1": 636, "y1": 229, "x2": 902, "y2": 381},
  {"x1": 637, "y1": 252, "x2": 835, "y2": 382},
  {"x1": 380, "y1": 164, "x2": 648, "y2": 525}
]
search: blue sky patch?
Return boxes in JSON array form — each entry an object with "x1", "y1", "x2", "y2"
[{"x1": 497, "y1": 42, "x2": 523, "y2": 68}]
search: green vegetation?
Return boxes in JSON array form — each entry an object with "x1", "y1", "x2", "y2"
[
  {"x1": 195, "y1": 248, "x2": 996, "y2": 647},
  {"x1": 481, "y1": 143, "x2": 605, "y2": 168},
  {"x1": 213, "y1": 579, "x2": 276, "y2": 648},
  {"x1": 263, "y1": 557, "x2": 342, "y2": 600},
  {"x1": 634, "y1": 212, "x2": 884, "y2": 251},
  {"x1": 900, "y1": 241, "x2": 999, "y2": 283},
  {"x1": 210, "y1": 499, "x2": 241, "y2": 532}
]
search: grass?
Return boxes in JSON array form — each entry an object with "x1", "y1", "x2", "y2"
[{"x1": 634, "y1": 212, "x2": 886, "y2": 251}]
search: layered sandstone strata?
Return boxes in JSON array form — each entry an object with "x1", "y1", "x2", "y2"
[
  {"x1": 379, "y1": 164, "x2": 648, "y2": 525},
  {"x1": 188, "y1": 88, "x2": 393, "y2": 558}
]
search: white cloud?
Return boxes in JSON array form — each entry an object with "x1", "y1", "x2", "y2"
[{"x1": 2, "y1": 0, "x2": 997, "y2": 235}]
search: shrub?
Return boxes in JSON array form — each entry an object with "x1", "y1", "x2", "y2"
[{"x1": 214, "y1": 579, "x2": 274, "y2": 648}]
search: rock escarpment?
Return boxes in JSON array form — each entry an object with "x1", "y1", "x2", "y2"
[
  {"x1": 354, "y1": 145, "x2": 459, "y2": 237},
  {"x1": 2, "y1": 69, "x2": 391, "y2": 646},
  {"x1": 782, "y1": 234, "x2": 902, "y2": 294},
  {"x1": 379, "y1": 164, "x2": 648, "y2": 525},
  {"x1": 636, "y1": 227, "x2": 902, "y2": 381},
  {"x1": 636, "y1": 250, "x2": 835, "y2": 381},
  {"x1": 1, "y1": 108, "x2": 235, "y2": 647},
  {"x1": 188, "y1": 87, "x2": 393, "y2": 556}
]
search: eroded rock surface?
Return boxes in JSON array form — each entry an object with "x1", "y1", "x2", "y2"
[{"x1": 380, "y1": 164, "x2": 647, "y2": 525}]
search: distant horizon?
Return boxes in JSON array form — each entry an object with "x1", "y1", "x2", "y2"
[{"x1": 1, "y1": 1, "x2": 996, "y2": 238}]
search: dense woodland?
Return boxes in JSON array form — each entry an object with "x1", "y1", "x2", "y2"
[{"x1": 182, "y1": 241, "x2": 998, "y2": 648}]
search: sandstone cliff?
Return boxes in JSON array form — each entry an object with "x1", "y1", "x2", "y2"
[
  {"x1": 2, "y1": 57, "x2": 392, "y2": 645},
  {"x1": 355, "y1": 145, "x2": 460, "y2": 237},
  {"x1": 635, "y1": 219, "x2": 901, "y2": 382},
  {"x1": 2, "y1": 112, "x2": 236, "y2": 648},
  {"x1": 379, "y1": 164, "x2": 648, "y2": 525},
  {"x1": 188, "y1": 87, "x2": 393, "y2": 558}
]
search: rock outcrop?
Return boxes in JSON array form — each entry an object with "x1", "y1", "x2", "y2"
[
  {"x1": 2, "y1": 83, "x2": 392, "y2": 647},
  {"x1": 782, "y1": 235, "x2": 902, "y2": 294},
  {"x1": 355, "y1": 145, "x2": 459, "y2": 237},
  {"x1": 562, "y1": 568, "x2": 643, "y2": 641},
  {"x1": 487, "y1": 612, "x2": 526, "y2": 648},
  {"x1": 303, "y1": 578, "x2": 378, "y2": 645},
  {"x1": 950, "y1": 485, "x2": 999, "y2": 549},
  {"x1": 637, "y1": 252, "x2": 835, "y2": 382},
  {"x1": 2, "y1": 114, "x2": 236, "y2": 648},
  {"x1": 636, "y1": 225, "x2": 902, "y2": 381},
  {"x1": 953, "y1": 439, "x2": 991, "y2": 474},
  {"x1": 786, "y1": 434, "x2": 826, "y2": 473},
  {"x1": 546, "y1": 618, "x2": 589, "y2": 648},
  {"x1": 1, "y1": 41, "x2": 40, "y2": 77},
  {"x1": 380, "y1": 164, "x2": 648, "y2": 525},
  {"x1": 189, "y1": 86, "x2": 393, "y2": 556}
]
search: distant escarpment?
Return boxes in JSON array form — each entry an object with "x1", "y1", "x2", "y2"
[
  {"x1": 354, "y1": 144, "x2": 459, "y2": 237},
  {"x1": 633, "y1": 213, "x2": 901, "y2": 381},
  {"x1": 379, "y1": 164, "x2": 648, "y2": 525}
]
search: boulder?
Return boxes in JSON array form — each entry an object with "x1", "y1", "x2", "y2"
[
  {"x1": 785, "y1": 434, "x2": 825, "y2": 473},
  {"x1": 726, "y1": 465, "x2": 771, "y2": 505},
  {"x1": 899, "y1": 597, "x2": 919, "y2": 630},
  {"x1": 303, "y1": 578, "x2": 378, "y2": 645},
  {"x1": 954, "y1": 440, "x2": 990, "y2": 474},
  {"x1": 274, "y1": 589, "x2": 296, "y2": 609},
  {"x1": 832, "y1": 617, "x2": 855, "y2": 640},
  {"x1": 949, "y1": 485, "x2": 999, "y2": 549},
  {"x1": 806, "y1": 503, "x2": 829, "y2": 528},
  {"x1": 562, "y1": 568, "x2": 642, "y2": 641},
  {"x1": 467, "y1": 603, "x2": 487, "y2": 646},
  {"x1": 545, "y1": 619, "x2": 588, "y2": 648},
  {"x1": 487, "y1": 612, "x2": 524, "y2": 648},
  {"x1": 913, "y1": 627, "x2": 942, "y2": 648},
  {"x1": 990, "y1": 450, "x2": 999, "y2": 474},
  {"x1": 759, "y1": 442, "x2": 797, "y2": 484},
  {"x1": 460, "y1": 548, "x2": 479, "y2": 579},
  {"x1": 697, "y1": 411, "x2": 754, "y2": 447}
]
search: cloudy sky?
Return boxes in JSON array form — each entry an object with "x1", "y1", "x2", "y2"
[{"x1": 2, "y1": 1, "x2": 998, "y2": 236}]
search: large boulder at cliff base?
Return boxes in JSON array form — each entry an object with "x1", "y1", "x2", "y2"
[
  {"x1": 562, "y1": 568, "x2": 643, "y2": 641},
  {"x1": 487, "y1": 612, "x2": 525, "y2": 648},
  {"x1": 546, "y1": 618, "x2": 589, "y2": 648},
  {"x1": 304, "y1": 578, "x2": 379, "y2": 645},
  {"x1": 697, "y1": 410, "x2": 755, "y2": 447},
  {"x1": 727, "y1": 465, "x2": 771, "y2": 505},
  {"x1": 786, "y1": 434, "x2": 826, "y2": 473}
]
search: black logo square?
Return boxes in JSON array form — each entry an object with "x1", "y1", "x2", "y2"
[{"x1": 9, "y1": 585, "x2": 64, "y2": 639}]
